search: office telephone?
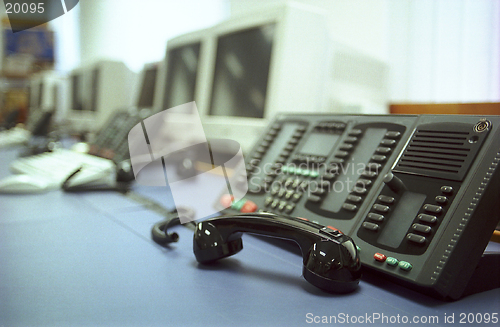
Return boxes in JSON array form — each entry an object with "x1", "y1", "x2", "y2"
[
  {"x1": 88, "y1": 110, "x2": 144, "y2": 164},
  {"x1": 215, "y1": 114, "x2": 500, "y2": 299}
]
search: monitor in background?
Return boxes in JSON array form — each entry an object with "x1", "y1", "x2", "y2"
[
  {"x1": 195, "y1": 2, "x2": 388, "y2": 153},
  {"x1": 136, "y1": 62, "x2": 160, "y2": 110},
  {"x1": 208, "y1": 24, "x2": 274, "y2": 120},
  {"x1": 66, "y1": 60, "x2": 136, "y2": 135},
  {"x1": 27, "y1": 70, "x2": 67, "y2": 128},
  {"x1": 156, "y1": 29, "x2": 206, "y2": 115}
]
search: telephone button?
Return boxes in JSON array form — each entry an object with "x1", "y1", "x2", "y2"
[
  {"x1": 376, "y1": 147, "x2": 392, "y2": 154},
  {"x1": 277, "y1": 189, "x2": 286, "y2": 198},
  {"x1": 367, "y1": 213, "x2": 385, "y2": 222},
  {"x1": 264, "y1": 197, "x2": 273, "y2": 206},
  {"x1": 271, "y1": 123, "x2": 281, "y2": 130},
  {"x1": 267, "y1": 129, "x2": 278, "y2": 136},
  {"x1": 418, "y1": 213, "x2": 437, "y2": 224},
  {"x1": 342, "y1": 203, "x2": 357, "y2": 212},
  {"x1": 386, "y1": 257, "x2": 399, "y2": 266},
  {"x1": 348, "y1": 129, "x2": 363, "y2": 136},
  {"x1": 231, "y1": 199, "x2": 246, "y2": 211},
  {"x1": 373, "y1": 204, "x2": 390, "y2": 213},
  {"x1": 377, "y1": 195, "x2": 394, "y2": 204},
  {"x1": 371, "y1": 155, "x2": 387, "y2": 162},
  {"x1": 361, "y1": 170, "x2": 378, "y2": 179},
  {"x1": 270, "y1": 199, "x2": 280, "y2": 209},
  {"x1": 356, "y1": 179, "x2": 372, "y2": 187},
  {"x1": 352, "y1": 187, "x2": 367, "y2": 195},
  {"x1": 344, "y1": 136, "x2": 358, "y2": 144},
  {"x1": 362, "y1": 222, "x2": 379, "y2": 231},
  {"x1": 240, "y1": 201, "x2": 258, "y2": 213},
  {"x1": 380, "y1": 139, "x2": 396, "y2": 146},
  {"x1": 330, "y1": 158, "x2": 345, "y2": 165},
  {"x1": 385, "y1": 131, "x2": 401, "y2": 139},
  {"x1": 280, "y1": 150, "x2": 291, "y2": 158},
  {"x1": 284, "y1": 190, "x2": 294, "y2": 200},
  {"x1": 339, "y1": 144, "x2": 354, "y2": 151},
  {"x1": 284, "y1": 203, "x2": 295, "y2": 214},
  {"x1": 440, "y1": 186, "x2": 453, "y2": 194},
  {"x1": 296, "y1": 126, "x2": 306, "y2": 133},
  {"x1": 398, "y1": 261, "x2": 412, "y2": 271},
  {"x1": 278, "y1": 201, "x2": 287, "y2": 211},
  {"x1": 412, "y1": 223, "x2": 431, "y2": 234},
  {"x1": 346, "y1": 195, "x2": 362, "y2": 203},
  {"x1": 312, "y1": 188, "x2": 326, "y2": 196},
  {"x1": 374, "y1": 253, "x2": 387, "y2": 262},
  {"x1": 291, "y1": 193, "x2": 303, "y2": 202},
  {"x1": 284, "y1": 144, "x2": 294, "y2": 151},
  {"x1": 252, "y1": 152, "x2": 263, "y2": 160},
  {"x1": 335, "y1": 151, "x2": 349, "y2": 158},
  {"x1": 423, "y1": 204, "x2": 442, "y2": 214},
  {"x1": 220, "y1": 194, "x2": 235, "y2": 207},
  {"x1": 367, "y1": 163, "x2": 382, "y2": 171},
  {"x1": 407, "y1": 233, "x2": 426, "y2": 244},
  {"x1": 322, "y1": 172, "x2": 336, "y2": 180},
  {"x1": 435, "y1": 195, "x2": 448, "y2": 205},
  {"x1": 307, "y1": 195, "x2": 322, "y2": 203}
]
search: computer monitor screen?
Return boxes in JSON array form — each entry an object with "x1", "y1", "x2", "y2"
[
  {"x1": 163, "y1": 42, "x2": 201, "y2": 112},
  {"x1": 90, "y1": 68, "x2": 99, "y2": 112},
  {"x1": 208, "y1": 24, "x2": 275, "y2": 119},
  {"x1": 37, "y1": 81, "x2": 44, "y2": 109},
  {"x1": 71, "y1": 73, "x2": 84, "y2": 111},
  {"x1": 137, "y1": 66, "x2": 158, "y2": 108}
]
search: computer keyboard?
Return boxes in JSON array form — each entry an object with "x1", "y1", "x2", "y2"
[
  {"x1": 0, "y1": 127, "x2": 30, "y2": 149},
  {"x1": 4, "y1": 149, "x2": 116, "y2": 193}
]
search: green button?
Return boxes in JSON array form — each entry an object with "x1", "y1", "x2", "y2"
[
  {"x1": 296, "y1": 168, "x2": 303, "y2": 175},
  {"x1": 398, "y1": 261, "x2": 412, "y2": 271},
  {"x1": 281, "y1": 166, "x2": 288, "y2": 173},
  {"x1": 302, "y1": 169, "x2": 310, "y2": 176},
  {"x1": 231, "y1": 199, "x2": 246, "y2": 211},
  {"x1": 288, "y1": 167, "x2": 296, "y2": 175},
  {"x1": 310, "y1": 171, "x2": 319, "y2": 178},
  {"x1": 386, "y1": 257, "x2": 399, "y2": 266},
  {"x1": 356, "y1": 246, "x2": 361, "y2": 252}
]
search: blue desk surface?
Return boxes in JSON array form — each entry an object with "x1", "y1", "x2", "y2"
[{"x1": 1, "y1": 147, "x2": 499, "y2": 327}]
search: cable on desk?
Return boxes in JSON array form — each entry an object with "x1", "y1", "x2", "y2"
[{"x1": 151, "y1": 206, "x2": 196, "y2": 246}]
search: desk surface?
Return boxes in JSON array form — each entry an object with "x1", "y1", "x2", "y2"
[{"x1": 1, "y1": 147, "x2": 499, "y2": 327}]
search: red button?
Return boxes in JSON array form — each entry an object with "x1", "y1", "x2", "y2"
[
  {"x1": 374, "y1": 253, "x2": 387, "y2": 262},
  {"x1": 240, "y1": 201, "x2": 258, "y2": 213},
  {"x1": 220, "y1": 194, "x2": 234, "y2": 207}
]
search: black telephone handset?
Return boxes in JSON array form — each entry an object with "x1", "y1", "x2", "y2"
[{"x1": 193, "y1": 212, "x2": 362, "y2": 293}]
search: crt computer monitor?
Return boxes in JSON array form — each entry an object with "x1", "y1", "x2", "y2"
[
  {"x1": 135, "y1": 62, "x2": 161, "y2": 110},
  {"x1": 195, "y1": 2, "x2": 334, "y2": 153},
  {"x1": 28, "y1": 70, "x2": 68, "y2": 125},
  {"x1": 66, "y1": 60, "x2": 136, "y2": 134},
  {"x1": 198, "y1": 2, "x2": 388, "y2": 153},
  {"x1": 157, "y1": 28, "x2": 206, "y2": 115}
]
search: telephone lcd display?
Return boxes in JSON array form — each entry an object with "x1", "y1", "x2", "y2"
[{"x1": 298, "y1": 133, "x2": 340, "y2": 157}]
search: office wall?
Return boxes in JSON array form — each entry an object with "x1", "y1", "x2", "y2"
[
  {"x1": 231, "y1": 0, "x2": 500, "y2": 104},
  {"x1": 78, "y1": 0, "x2": 230, "y2": 72},
  {"x1": 389, "y1": 0, "x2": 500, "y2": 103}
]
